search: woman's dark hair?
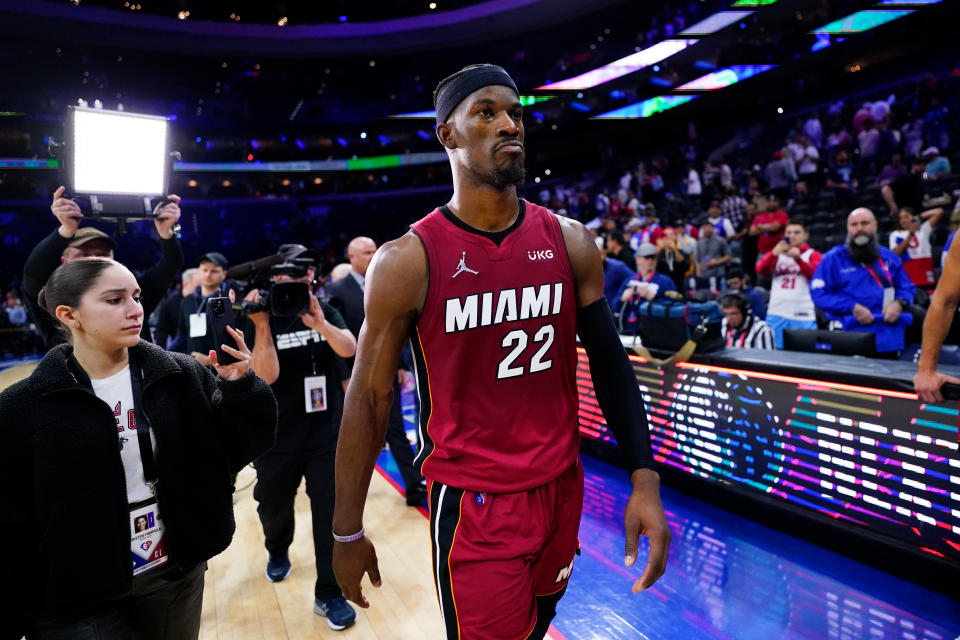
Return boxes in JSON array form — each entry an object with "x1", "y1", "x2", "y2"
[{"x1": 38, "y1": 258, "x2": 117, "y2": 336}]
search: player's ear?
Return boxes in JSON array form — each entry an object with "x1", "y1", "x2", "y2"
[{"x1": 436, "y1": 122, "x2": 457, "y2": 150}]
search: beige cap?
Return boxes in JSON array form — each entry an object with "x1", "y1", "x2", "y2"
[{"x1": 66, "y1": 226, "x2": 116, "y2": 251}]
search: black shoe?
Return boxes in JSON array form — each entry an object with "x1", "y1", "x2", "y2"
[
  {"x1": 405, "y1": 483, "x2": 428, "y2": 506},
  {"x1": 265, "y1": 552, "x2": 291, "y2": 582}
]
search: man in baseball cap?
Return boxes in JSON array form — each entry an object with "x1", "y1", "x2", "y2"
[
  {"x1": 179, "y1": 250, "x2": 234, "y2": 365},
  {"x1": 63, "y1": 227, "x2": 116, "y2": 262}
]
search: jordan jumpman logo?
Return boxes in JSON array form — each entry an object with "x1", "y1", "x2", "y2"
[{"x1": 452, "y1": 251, "x2": 479, "y2": 278}]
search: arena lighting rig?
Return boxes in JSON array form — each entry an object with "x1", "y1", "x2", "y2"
[{"x1": 53, "y1": 106, "x2": 180, "y2": 226}]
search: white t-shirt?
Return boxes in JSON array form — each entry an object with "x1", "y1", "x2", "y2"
[
  {"x1": 90, "y1": 365, "x2": 157, "y2": 504},
  {"x1": 796, "y1": 145, "x2": 819, "y2": 175},
  {"x1": 889, "y1": 222, "x2": 933, "y2": 259},
  {"x1": 686, "y1": 169, "x2": 702, "y2": 195},
  {"x1": 768, "y1": 250, "x2": 817, "y2": 320}
]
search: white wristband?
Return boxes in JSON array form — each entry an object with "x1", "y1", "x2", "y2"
[{"x1": 332, "y1": 527, "x2": 365, "y2": 543}]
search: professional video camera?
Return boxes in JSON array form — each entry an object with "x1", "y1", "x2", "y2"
[{"x1": 227, "y1": 246, "x2": 317, "y2": 317}]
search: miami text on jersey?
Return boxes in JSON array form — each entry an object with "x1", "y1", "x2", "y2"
[{"x1": 444, "y1": 282, "x2": 564, "y2": 334}]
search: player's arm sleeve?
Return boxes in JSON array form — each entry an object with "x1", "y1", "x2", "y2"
[{"x1": 577, "y1": 298, "x2": 654, "y2": 471}]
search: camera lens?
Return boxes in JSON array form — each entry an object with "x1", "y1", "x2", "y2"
[{"x1": 212, "y1": 299, "x2": 224, "y2": 314}]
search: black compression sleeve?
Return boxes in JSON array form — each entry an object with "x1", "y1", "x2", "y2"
[{"x1": 576, "y1": 298, "x2": 654, "y2": 472}]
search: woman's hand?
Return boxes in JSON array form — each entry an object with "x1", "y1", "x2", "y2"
[{"x1": 209, "y1": 326, "x2": 252, "y2": 380}]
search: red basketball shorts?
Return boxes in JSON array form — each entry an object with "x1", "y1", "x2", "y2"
[{"x1": 427, "y1": 459, "x2": 584, "y2": 640}]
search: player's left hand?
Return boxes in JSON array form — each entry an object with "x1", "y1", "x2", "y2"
[
  {"x1": 153, "y1": 194, "x2": 181, "y2": 239},
  {"x1": 300, "y1": 294, "x2": 326, "y2": 331},
  {"x1": 209, "y1": 326, "x2": 252, "y2": 380},
  {"x1": 624, "y1": 468, "x2": 671, "y2": 593}
]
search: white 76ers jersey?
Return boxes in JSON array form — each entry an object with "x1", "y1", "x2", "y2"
[{"x1": 768, "y1": 249, "x2": 817, "y2": 320}]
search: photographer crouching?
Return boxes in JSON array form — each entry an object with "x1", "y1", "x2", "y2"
[
  {"x1": 23, "y1": 186, "x2": 184, "y2": 350},
  {"x1": 242, "y1": 245, "x2": 360, "y2": 630}
]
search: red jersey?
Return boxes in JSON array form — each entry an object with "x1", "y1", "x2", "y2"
[{"x1": 409, "y1": 200, "x2": 580, "y2": 493}]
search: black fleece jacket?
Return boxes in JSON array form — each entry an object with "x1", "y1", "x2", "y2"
[
  {"x1": 0, "y1": 340, "x2": 277, "y2": 638},
  {"x1": 22, "y1": 229, "x2": 184, "y2": 349}
]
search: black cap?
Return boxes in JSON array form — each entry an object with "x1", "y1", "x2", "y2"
[{"x1": 198, "y1": 252, "x2": 229, "y2": 269}]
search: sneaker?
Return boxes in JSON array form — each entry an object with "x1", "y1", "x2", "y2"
[
  {"x1": 314, "y1": 595, "x2": 357, "y2": 630},
  {"x1": 405, "y1": 482, "x2": 428, "y2": 507},
  {"x1": 265, "y1": 553, "x2": 291, "y2": 583}
]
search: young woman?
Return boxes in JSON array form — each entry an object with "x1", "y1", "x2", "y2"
[{"x1": 0, "y1": 257, "x2": 277, "y2": 639}]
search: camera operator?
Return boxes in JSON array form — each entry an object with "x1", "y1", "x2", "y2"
[
  {"x1": 22, "y1": 186, "x2": 183, "y2": 350},
  {"x1": 177, "y1": 252, "x2": 239, "y2": 366},
  {"x1": 243, "y1": 249, "x2": 359, "y2": 630}
]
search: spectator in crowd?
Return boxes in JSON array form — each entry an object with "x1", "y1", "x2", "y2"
[
  {"x1": 882, "y1": 156, "x2": 930, "y2": 215},
  {"x1": 793, "y1": 135, "x2": 820, "y2": 187},
  {"x1": 724, "y1": 268, "x2": 767, "y2": 319},
  {"x1": 876, "y1": 153, "x2": 907, "y2": 187},
  {"x1": 874, "y1": 118, "x2": 899, "y2": 165},
  {"x1": 889, "y1": 206, "x2": 944, "y2": 289},
  {"x1": 923, "y1": 146, "x2": 952, "y2": 180},
  {"x1": 4, "y1": 289, "x2": 27, "y2": 326},
  {"x1": 901, "y1": 115, "x2": 925, "y2": 158},
  {"x1": 740, "y1": 202, "x2": 761, "y2": 282},
  {"x1": 600, "y1": 238, "x2": 637, "y2": 314},
  {"x1": 705, "y1": 201, "x2": 736, "y2": 239},
  {"x1": 810, "y1": 208, "x2": 915, "y2": 356},
  {"x1": 719, "y1": 160, "x2": 733, "y2": 189},
  {"x1": 672, "y1": 219, "x2": 698, "y2": 256},
  {"x1": 656, "y1": 227, "x2": 692, "y2": 292},
  {"x1": 857, "y1": 118, "x2": 880, "y2": 162},
  {"x1": 684, "y1": 162, "x2": 702, "y2": 207},
  {"x1": 826, "y1": 150, "x2": 857, "y2": 206},
  {"x1": 720, "y1": 293, "x2": 775, "y2": 349},
  {"x1": 765, "y1": 151, "x2": 797, "y2": 202},
  {"x1": 329, "y1": 262, "x2": 352, "y2": 283},
  {"x1": 626, "y1": 213, "x2": 663, "y2": 249},
  {"x1": 750, "y1": 196, "x2": 789, "y2": 259},
  {"x1": 720, "y1": 186, "x2": 748, "y2": 236},
  {"x1": 803, "y1": 112, "x2": 823, "y2": 149},
  {"x1": 756, "y1": 222, "x2": 822, "y2": 348},
  {"x1": 178, "y1": 252, "x2": 237, "y2": 366},
  {"x1": 595, "y1": 188, "x2": 611, "y2": 217},
  {"x1": 618, "y1": 243, "x2": 676, "y2": 303},
  {"x1": 695, "y1": 221, "x2": 732, "y2": 285},
  {"x1": 826, "y1": 125, "x2": 853, "y2": 152},
  {"x1": 22, "y1": 187, "x2": 183, "y2": 350},
  {"x1": 923, "y1": 96, "x2": 949, "y2": 151},
  {"x1": 152, "y1": 268, "x2": 199, "y2": 350},
  {"x1": 605, "y1": 231, "x2": 636, "y2": 267}
]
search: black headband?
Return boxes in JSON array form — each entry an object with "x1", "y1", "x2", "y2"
[{"x1": 435, "y1": 65, "x2": 519, "y2": 124}]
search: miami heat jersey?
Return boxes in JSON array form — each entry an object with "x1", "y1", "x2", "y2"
[{"x1": 409, "y1": 199, "x2": 580, "y2": 493}]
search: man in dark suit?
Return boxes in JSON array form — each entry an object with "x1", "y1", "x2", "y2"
[{"x1": 327, "y1": 236, "x2": 427, "y2": 506}]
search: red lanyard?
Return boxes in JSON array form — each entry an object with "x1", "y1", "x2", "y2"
[
  {"x1": 642, "y1": 271, "x2": 655, "y2": 283},
  {"x1": 726, "y1": 319, "x2": 750, "y2": 347},
  {"x1": 863, "y1": 258, "x2": 892, "y2": 288}
]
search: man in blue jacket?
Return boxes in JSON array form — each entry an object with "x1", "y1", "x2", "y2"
[{"x1": 810, "y1": 208, "x2": 915, "y2": 355}]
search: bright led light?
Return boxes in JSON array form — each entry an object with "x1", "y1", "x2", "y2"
[
  {"x1": 676, "y1": 65, "x2": 776, "y2": 90},
  {"x1": 811, "y1": 10, "x2": 912, "y2": 34},
  {"x1": 360, "y1": 132, "x2": 367, "y2": 139},
  {"x1": 777, "y1": 106, "x2": 784, "y2": 113},
  {"x1": 537, "y1": 40, "x2": 697, "y2": 90},
  {"x1": 593, "y1": 95, "x2": 697, "y2": 119},
  {"x1": 71, "y1": 108, "x2": 168, "y2": 195},
  {"x1": 680, "y1": 11, "x2": 754, "y2": 35}
]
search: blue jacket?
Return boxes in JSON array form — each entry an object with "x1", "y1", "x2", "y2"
[
  {"x1": 615, "y1": 271, "x2": 677, "y2": 309},
  {"x1": 604, "y1": 258, "x2": 636, "y2": 313},
  {"x1": 810, "y1": 245, "x2": 915, "y2": 352}
]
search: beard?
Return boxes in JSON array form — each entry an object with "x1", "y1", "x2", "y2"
[
  {"x1": 467, "y1": 148, "x2": 526, "y2": 190},
  {"x1": 846, "y1": 231, "x2": 879, "y2": 263}
]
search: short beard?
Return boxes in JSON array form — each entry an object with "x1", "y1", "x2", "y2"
[
  {"x1": 467, "y1": 155, "x2": 526, "y2": 190},
  {"x1": 846, "y1": 232, "x2": 879, "y2": 263}
]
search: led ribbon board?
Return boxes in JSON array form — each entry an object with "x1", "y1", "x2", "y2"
[
  {"x1": 676, "y1": 65, "x2": 777, "y2": 91},
  {"x1": 576, "y1": 349, "x2": 960, "y2": 561},
  {"x1": 390, "y1": 95, "x2": 556, "y2": 119},
  {"x1": 811, "y1": 9, "x2": 914, "y2": 34},
  {"x1": 593, "y1": 95, "x2": 697, "y2": 119},
  {"x1": 679, "y1": 10, "x2": 754, "y2": 36},
  {"x1": 537, "y1": 40, "x2": 697, "y2": 91},
  {"x1": 174, "y1": 152, "x2": 449, "y2": 172}
]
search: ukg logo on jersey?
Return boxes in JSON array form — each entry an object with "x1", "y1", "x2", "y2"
[{"x1": 527, "y1": 249, "x2": 554, "y2": 261}]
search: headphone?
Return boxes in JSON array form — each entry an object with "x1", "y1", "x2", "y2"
[{"x1": 721, "y1": 291, "x2": 752, "y2": 318}]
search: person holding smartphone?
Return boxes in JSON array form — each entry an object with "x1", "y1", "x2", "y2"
[
  {"x1": 757, "y1": 222, "x2": 822, "y2": 348},
  {"x1": 0, "y1": 257, "x2": 278, "y2": 639}
]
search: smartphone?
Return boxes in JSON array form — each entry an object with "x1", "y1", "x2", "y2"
[{"x1": 206, "y1": 296, "x2": 239, "y2": 365}]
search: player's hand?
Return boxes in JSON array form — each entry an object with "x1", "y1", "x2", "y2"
[
  {"x1": 624, "y1": 468, "x2": 671, "y2": 593},
  {"x1": 852, "y1": 303, "x2": 874, "y2": 325},
  {"x1": 153, "y1": 194, "x2": 181, "y2": 239},
  {"x1": 882, "y1": 301, "x2": 902, "y2": 324},
  {"x1": 914, "y1": 368, "x2": 960, "y2": 402},
  {"x1": 300, "y1": 294, "x2": 326, "y2": 331},
  {"x1": 209, "y1": 326, "x2": 251, "y2": 380},
  {"x1": 333, "y1": 536, "x2": 382, "y2": 608},
  {"x1": 243, "y1": 289, "x2": 269, "y2": 324},
  {"x1": 51, "y1": 186, "x2": 83, "y2": 238},
  {"x1": 191, "y1": 351, "x2": 213, "y2": 367}
]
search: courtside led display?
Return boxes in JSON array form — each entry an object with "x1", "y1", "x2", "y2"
[
  {"x1": 576, "y1": 349, "x2": 960, "y2": 562},
  {"x1": 593, "y1": 95, "x2": 697, "y2": 119},
  {"x1": 676, "y1": 65, "x2": 776, "y2": 91},
  {"x1": 811, "y1": 10, "x2": 913, "y2": 34},
  {"x1": 537, "y1": 40, "x2": 697, "y2": 91}
]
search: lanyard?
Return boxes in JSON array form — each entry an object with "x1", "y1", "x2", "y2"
[
  {"x1": 863, "y1": 258, "x2": 892, "y2": 289},
  {"x1": 726, "y1": 318, "x2": 750, "y2": 348},
  {"x1": 69, "y1": 353, "x2": 158, "y2": 493}
]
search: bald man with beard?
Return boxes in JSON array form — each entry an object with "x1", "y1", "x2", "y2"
[
  {"x1": 810, "y1": 207, "x2": 915, "y2": 356},
  {"x1": 326, "y1": 237, "x2": 428, "y2": 506}
]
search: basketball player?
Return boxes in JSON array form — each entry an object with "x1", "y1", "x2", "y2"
[{"x1": 332, "y1": 64, "x2": 670, "y2": 640}]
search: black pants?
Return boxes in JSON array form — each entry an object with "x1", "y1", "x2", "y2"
[
  {"x1": 29, "y1": 563, "x2": 205, "y2": 640},
  {"x1": 386, "y1": 378, "x2": 423, "y2": 492},
  {"x1": 254, "y1": 441, "x2": 340, "y2": 601}
]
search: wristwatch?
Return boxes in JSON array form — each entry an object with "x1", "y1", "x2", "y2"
[{"x1": 895, "y1": 298, "x2": 909, "y2": 309}]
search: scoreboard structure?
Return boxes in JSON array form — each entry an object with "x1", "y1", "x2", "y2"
[{"x1": 576, "y1": 345, "x2": 960, "y2": 565}]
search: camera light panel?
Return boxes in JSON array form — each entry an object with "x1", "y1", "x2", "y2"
[{"x1": 72, "y1": 108, "x2": 168, "y2": 196}]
